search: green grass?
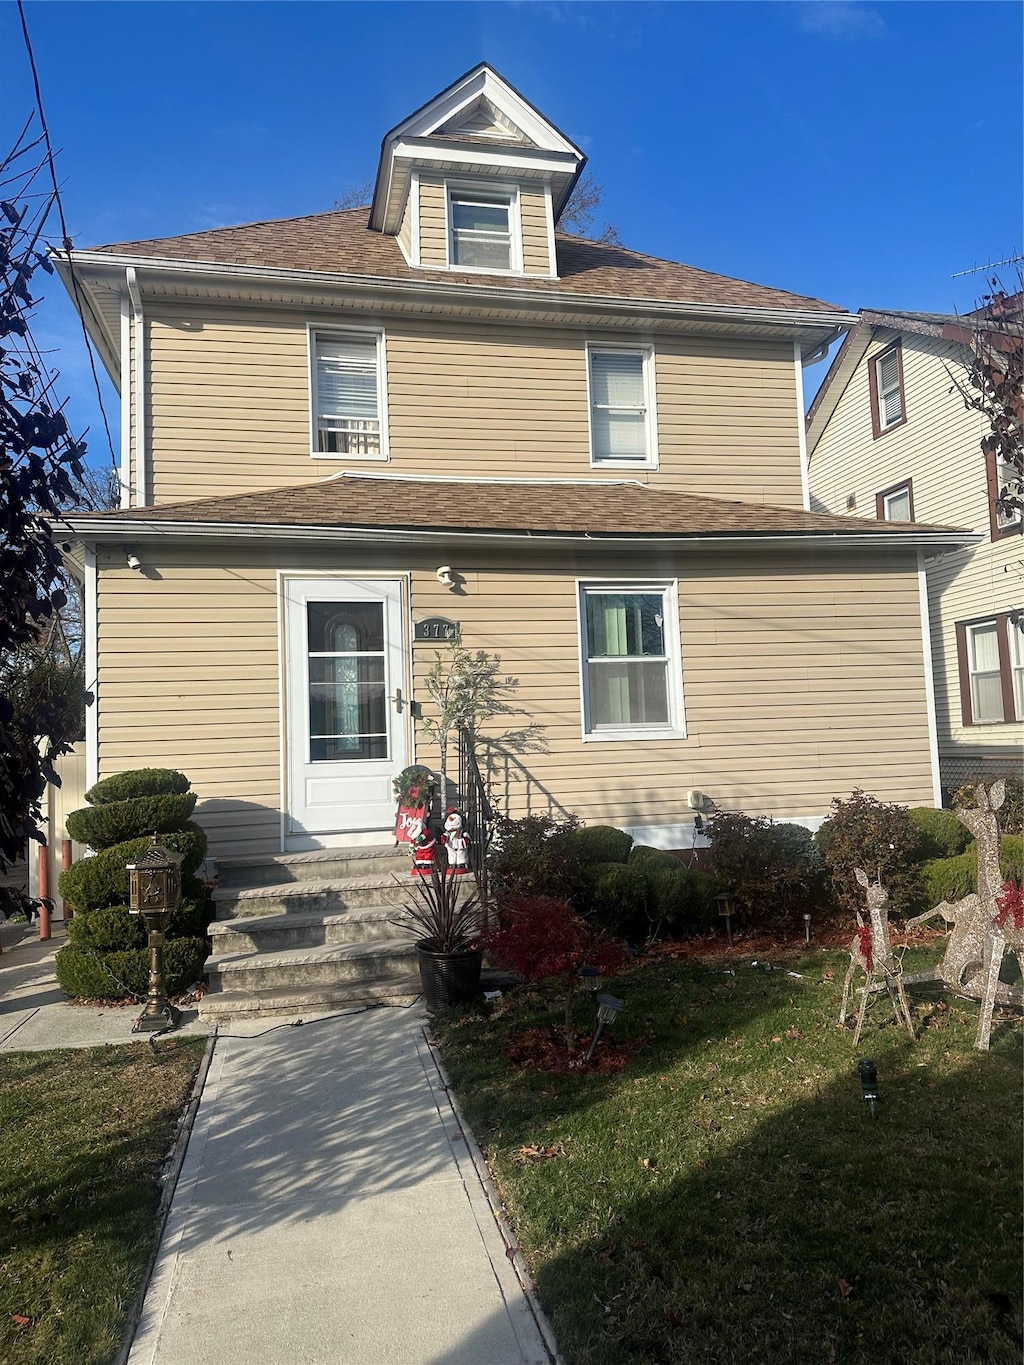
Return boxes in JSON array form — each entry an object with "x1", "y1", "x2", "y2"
[
  {"x1": 435, "y1": 949, "x2": 1023, "y2": 1365},
  {"x1": 0, "y1": 1039, "x2": 206, "y2": 1365}
]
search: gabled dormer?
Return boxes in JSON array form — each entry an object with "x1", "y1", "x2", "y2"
[{"x1": 369, "y1": 63, "x2": 585, "y2": 280}]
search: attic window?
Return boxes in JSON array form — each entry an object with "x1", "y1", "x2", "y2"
[
  {"x1": 869, "y1": 340, "x2": 906, "y2": 439},
  {"x1": 448, "y1": 190, "x2": 514, "y2": 271}
]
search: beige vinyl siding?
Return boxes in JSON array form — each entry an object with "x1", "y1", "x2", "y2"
[
  {"x1": 418, "y1": 174, "x2": 447, "y2": 267},
  {"x1": 145, "y1": 305, "x2": 803, "y2": 504},
  {"x1": 94, "y1": 542, "x2": 933, "y2": 860},
  {"x1": 397, "y1": 185, "x2": 414, "y2": 262},
  {"x1": 809, "y1": 330, "x2": 1022, "y2": 762},
  {"x1": 520, "y1": 184, "x2": 551, "y2": 275}
]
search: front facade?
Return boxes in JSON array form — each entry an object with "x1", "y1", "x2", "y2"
[
  {"x1": 807, "y1": 307, "x2": 1022, "y2": 799},
  {"x1": 59, "y1": 66, "x2": 972, "y2": 863}
]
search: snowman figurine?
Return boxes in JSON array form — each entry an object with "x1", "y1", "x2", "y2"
[
  {"x1": 409, "y1": 819, "x2": 438, "y2": 877},
  {"x1": 442, "y1": 809, "x2": 470, "y2": 875}
]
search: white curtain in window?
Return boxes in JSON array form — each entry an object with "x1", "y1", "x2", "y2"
[{"x1": 969, "y1": 622, "x2": 1003, "y2": 722}]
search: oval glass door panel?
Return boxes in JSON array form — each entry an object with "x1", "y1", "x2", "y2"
[{"x1": 307, "y1": 602, "x2": 388, "y2": 761}]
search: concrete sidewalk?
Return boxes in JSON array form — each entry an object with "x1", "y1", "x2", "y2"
[{"x1": 127, "y1": 1006, "x2": 557, "y2": 1365}]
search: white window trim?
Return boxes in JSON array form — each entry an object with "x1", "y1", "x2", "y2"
[
  {"x1": 585, "y1": 342, "x2": 659, "y2": 470},
  {"x1": 1010, "y1": 618, "x2": 1024, "y2": 721},
  {"x1": 576, "y1": 579, "x2": 686, "y2": 743},
  {"x1": 883, "y1": 486, "x2": 912, "y2": 521},
  {"x1": 307, "y1": 325, "x2": 390, "y2": 463},
  {"x1": 444, "y1": 179, "x2": 523, "y2": 276}
]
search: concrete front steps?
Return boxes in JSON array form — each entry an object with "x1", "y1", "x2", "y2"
[{"x1": 202, "y1": 845, "x2": 424, "y2": 1020}]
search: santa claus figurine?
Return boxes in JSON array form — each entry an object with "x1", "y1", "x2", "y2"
[
  {"x1": 442, "y1": 809, "x2": 470, "y2": 875},
  {"x1": 409, "y1": 819, "x2": 438, "y2": 877}
]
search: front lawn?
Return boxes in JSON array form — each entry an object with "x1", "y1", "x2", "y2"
[
  {"x1": 0, "y1": 1039, "x2": 207, "y2": 1365},
  {"x1": 435, "y1": 948, "x2": 1022, "y2": 1365}
]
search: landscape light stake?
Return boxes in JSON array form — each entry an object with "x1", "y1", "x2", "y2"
[
  {"x1": 578, "y1": 964, "x2": 603, "y2": 1018},
  {"x1": 716, "y1": 892, "x2": 735, "y2": 948},
  {"x1": 857, "y1": 1057, "x2": 880, "y2": 1118},
  {"x1": 586, "y1": 993, "x2": 624, "y2": 1063},
  {"x1": 127, "y1": 836, "x2": 183, "y2": 1033},
  {"x1": 803, "y1": 913, "x2": 812, "y2": 945}
]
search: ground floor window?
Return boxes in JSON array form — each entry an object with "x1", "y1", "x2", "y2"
[
  {"x1": 956, "y1": 613, "x2": 1021, "y2": 726},
  {"x1": 578, "y1": 582, "x2": 685, "y2": 740}
]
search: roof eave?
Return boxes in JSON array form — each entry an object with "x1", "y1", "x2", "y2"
[{"x1": 60, "y1": 516, "x2": 981, "y2": 553}]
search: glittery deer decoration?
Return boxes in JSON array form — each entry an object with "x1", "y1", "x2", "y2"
[
  {"x1": 904, "y1": 781, "x2": 1023, "y2": 1033},
  {"x1": 839, "y1": 868, "x2": 914, "y2": 1045}
]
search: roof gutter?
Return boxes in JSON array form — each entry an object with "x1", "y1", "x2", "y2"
[
  {"x1": 63, "y1": 250, "x2": 856, "y2": 337},
  {"x1": 59, "y1": 516, "x2": 981, "y2": 554}
]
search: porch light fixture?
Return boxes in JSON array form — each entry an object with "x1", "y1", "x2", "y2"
[
  {"x1": 435, "y1": 565, "x2": 455, "y2": 589},
  {"x1": 857, "y1": 1057, "x2": 880, "y2": 1118},
  {"x1": 715, "y1": 891, "x2": 735, "y2": 948},
  {"x1": 586, "y1": 993, "x2": 625, "y2": 1063},
  {"x1": 127, "y1": 835, "x2": 183, "y2": 1032},
  {"x1": 126, "y1": 551, "x2": 143, "y2": 572}
]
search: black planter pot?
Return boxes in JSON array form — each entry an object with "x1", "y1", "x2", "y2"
[{"x1": 416, "y1": 943, "x2": 483, "y2": 1012}]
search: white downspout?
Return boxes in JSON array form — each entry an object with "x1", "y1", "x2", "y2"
[
  {"x1": 118, "y1": 293, "x2": 131, "y2": 508},
  {"x1": 793, "y1": 339, "x2": 810, "y2": 511},
  {"x1": 126, "y1": 267, "x2": 147, "y2": 506},
  {"x1": 84, "y1": 545, "x2": 99, "y2": 790},
  {"x1": 917, "y1": 549, "x2": 942, "y2": 807}
]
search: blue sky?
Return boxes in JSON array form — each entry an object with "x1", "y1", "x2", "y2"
[{"x1": 2, "y1": 0, "x2": 1021, "y2": 483}]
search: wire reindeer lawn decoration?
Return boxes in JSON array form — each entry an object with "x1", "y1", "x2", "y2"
[{"x1": 839, "y1": 868, "x2": 914, "y2": 1046}]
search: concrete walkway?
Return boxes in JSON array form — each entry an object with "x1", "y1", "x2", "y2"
[{"x1": 128, "y1": 1007, "x2": 554, "y2": 1365}]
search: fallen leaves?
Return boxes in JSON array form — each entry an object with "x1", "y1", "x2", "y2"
[{"x1": 512, "y1": 1143, "x2": 566, "y2": 1164}]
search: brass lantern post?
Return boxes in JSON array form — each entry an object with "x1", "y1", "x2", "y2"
[{"x1": 127, "y1": 835, "x2": 183, "y2": 1032}]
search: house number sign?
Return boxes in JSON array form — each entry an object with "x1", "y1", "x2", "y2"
[{"x1": 414, "y1": 617, "x2": 460, "y2": 643}]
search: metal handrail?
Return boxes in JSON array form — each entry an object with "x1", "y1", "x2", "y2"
[{"x1": 456, "y1": 725, "x2": 494, "y2": 916}]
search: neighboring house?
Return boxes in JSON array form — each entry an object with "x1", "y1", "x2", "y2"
[
  {"x1": 807, "y1": 305, "x2": 1022, "y2": 801},
  {"x1": 56, "y1": 64, "x2": 974, "y2": 866}
]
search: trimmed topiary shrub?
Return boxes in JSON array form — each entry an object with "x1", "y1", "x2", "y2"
[
  {"x1": 814, "y1": 790, "x2": 923, "y2": 915},
  {"x1": 66, "y1": 906, "x2": 146, "y2": 952},
  {"x1": 489, "y1": 814, "x2": 587, "y2": 904},
  {"x1": 85, "y1": 768, "x2": 191, "y2": 806},
  {"x1": 66, "y1": 792, "x2": 198, "y2": 850},
  {"x1": 918, "y1": 835, "x2": 1024, "y2": 906},
  {"x1": 646, "y1": 865, "x2": 722, "y2": 935},
  {"x1": 909, "y1": 808, "x2": 973, "y2": 861},
  {"x1": 572, "y1": 824, "x2": 634, "y2": 866},
  {"x1": 629, "y1": 845, "x2": 683, "y2": 873},
  {"x1": 58, "y1": 824, "x2": 208, "y2": 913},
  {"x1": 54, "y1": 937, "x2": 208, "y2": 1001},
  {"x1": 582, "y1": 861, "x2": 650, "y2": 938}
]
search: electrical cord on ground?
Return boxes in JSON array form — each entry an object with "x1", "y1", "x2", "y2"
[{"x1": 211, "y1": 993, "x2": 424, "y2": 1040}]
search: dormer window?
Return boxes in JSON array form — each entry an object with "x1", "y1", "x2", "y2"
[
  {"x1": 448, "y1": 188, "x2": 516, "y2": 271},
  {"x1": 869, "y1": 340, "x2": 906, "y2": 439}
]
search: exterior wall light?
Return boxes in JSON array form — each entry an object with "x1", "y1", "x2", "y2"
[
  {"x1": 126, "y1": 551, "x2": 143, "y2": 571},
  {"x1": 436, "y1": 565, "x2": 455, "y2": 589},
  {"x1": 127, "y1": 835, "x2": 183, "y2": 1032}
]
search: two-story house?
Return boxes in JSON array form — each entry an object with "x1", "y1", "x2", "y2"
[
  {"x1": 807, "y1": 304, "x2": 1022, "y2": 801},
  {"x1": 57, "y1": 64, "x2": 973, "y2": 873}
]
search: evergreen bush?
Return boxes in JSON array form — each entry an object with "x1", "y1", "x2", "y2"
[
  {"x1": 66, "y1": 792, "x2": 197, "y2": 849},
  {"x1": 917, "y1": 835, "x2": 1023, "y2": 906},
  {"x1": 85, "y1": 768, "x2": 190, "y2": 806},
  {"x1": 582, "y1": 861, "x2": 650, "y2": 938},
  {"x1": 66, "y1": 906, "x2": 146, "y2": 952},
  {"x1": 950, "y1": 776, "x2": 1024, "y2": 835},
  {"x1": 58, "y1": 824, "x2": 208, "y2": 913},
  {"x1": 571, "y1": 824, "x2": 634, "y2": 866},
  {"x1": 629, "y1": 845, "x2": 682, "y2": 873},
  {"x1": 909, "y1": 808, "x2": 973, "y2": 861},
  {"x1": 54, "y1": 938, "x2": 208, "y2": 1001}
]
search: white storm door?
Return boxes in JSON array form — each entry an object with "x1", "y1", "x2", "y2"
[{"x1": 285, "y1": 578, "x2": 408, "y2": 835}]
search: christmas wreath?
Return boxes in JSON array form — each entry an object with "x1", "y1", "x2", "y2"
[{"x1": 393, "y1": 765, "x2": 437, "y2": 808}]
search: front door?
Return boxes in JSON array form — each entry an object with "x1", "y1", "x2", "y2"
[{"x1": 285, "y1": 577, "x2": 408, "y2": 837}]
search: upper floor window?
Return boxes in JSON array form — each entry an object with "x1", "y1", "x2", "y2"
[
  {"x1": 587, "y1": 346, "x2": 658, "y2": 468},
  {"x1": 448, "y1": 189, "x2": 515, "y2": 271},
  {"x1": 875, "y1": 479, "x2": 914, "y2": 522},
  {"x1": 956, "y1": 613, "x2": 1020, "y2": 726},
  {"x1": 578, "y1": 583, "x2": 685, "y2": 740},
  {"x1": 311, "y1": 330, "x2": 387, "y2": 460},
  {"x1": 987, "y1": 449, "x2": 1023, "y2": 540},
  {"x1": 869, "y1": 340, "x2": 906, "y2": 439}
]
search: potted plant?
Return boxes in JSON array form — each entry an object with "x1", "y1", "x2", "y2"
[{"x1": 393, "y1": 865, "x2": 484, "y2": 1011}]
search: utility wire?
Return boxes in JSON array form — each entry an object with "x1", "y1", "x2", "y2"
[{"x1": 16, "y1": 0, "x2": 120, "y2": 489}]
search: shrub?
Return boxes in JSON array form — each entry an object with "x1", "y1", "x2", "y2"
[
  {"x1": 483, "y1": 895, "x2": 627, "y2": 1048},
  {"x1": 646, "y1": 864, "x2": 722, "y2": 935},
  {"x1": 54, "y1": 937, "x2": 208, "y2": 1001},
  {"x1": 909, "y1": 808, "x2": 973, "y2": 861},
  {"x1": 85, "y1": 768, "x2": 191, "y2": 806},
  {"x1": 951, "y1": 776, "x2": 1023, "y2": 834},
  {"x1": 66, "y1": 792, "x2": 197, "y2": 850},
  {"x1": 488, "y1": 814, "x2": 586, "y2": 904},
  {"x1": 814, "y1": 790, "x2": 923, "y2": 915},
  {"x1": 66, "y1": 906, "x2": 146, "y2": 952},
  {"x1": 58, "y1": 824, "x2": 208, "y2": 913},
  {"x1": 571, "y1": 824, "x2": 634, "y2": 866},
  {"x1": 916, "y1": 835, "x2": 1023, "y2": 907},
  {"x1": 706, "y1": 811, "x2": 818, "y2": 924},
  {"x1": 582, "y1": 862, "x2": 651, "y2": 939},
  {"x1": 629, "y1": 845, "x2": 681, "y2": 872}
]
